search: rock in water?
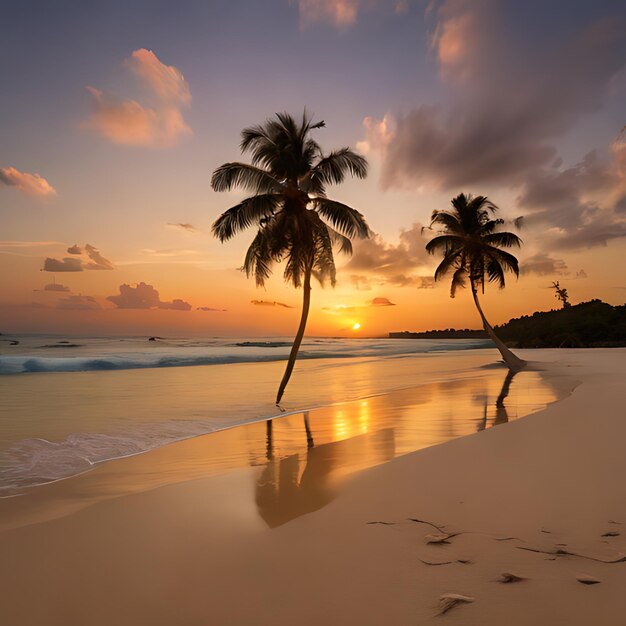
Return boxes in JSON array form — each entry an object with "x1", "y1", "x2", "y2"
[{"x1": 438, "y1": 593, "x2": 475, "y2": 615}]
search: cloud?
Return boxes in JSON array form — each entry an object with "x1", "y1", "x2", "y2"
[
  {"x1": 167, "y1": 222, "x2": 199, "y2": 233},
  {"x1": 158, "y1": 298, "x2": 192, "y2": 311},
  {"x1": 197, "y1": 306, "x2": 227, "y2": 312},
  {"x1": 298, "y1": 0, "x2": 359, "y2": 27},
  {"x1": 521, "y1": 253, "x2": 569, "y2": 276},
  {"x1": 42, "y1": 243, "x2": 114, "y2": 272},
  {"x1": 56, "y1": 295, "x2": 101, "y2": 311},
  {"x1": 345, "y1": 223, "x2": 430, "y2": 286},
  {"x1": 517, "y1": 136, "x2": 626, "y2": 250},
  {"x1": 140, "y1": 248, "x2": 202, "y2": 258},
  {"x1": 39, "y1": 283, "x2": 70, "y2": 293},
  {"x1": 323, "y1": 296, "x2": 397, "y2": 314},
  {"x1": 9, "y1": 302, "x2": 51, "y2": 309},
  {"x1": 575, "y1": 269, "x2": 588, "y2": 279},
  {"x1": 251, "y1": 300, "x2": 294, "y2": 308},
  {"x1": 42, "y1": 257, "x2": 83, "y2": 272},
  {"x1": 84, "y1": 244, "x2": 115, "y2": 270},
  {"x1": 84, "y1": 49, "x2": 191, "y2": 148},
  {"x1": 297, "y1": 0, "x2": 408, "y2": 27},
  {"x1": 349, "y1": 274, "x2": 373, "y2": 291},
  {"x1": 369, "y1": 297, "x2": 396, "y2": 306},
  {"x1": 107, "y1": 282, "x2": 191, "y2": 311},
  {"x1": 0, "y1": 167, "x2": 56, "y2": 196},
  {"x1": 361, "y1": 1, "x2": 626, "y2": 191},
  {"x1": 0, "y1": 241, "x2": 64, "y2": 248},
  {"x1": 415, "y1": 276, "x2": 435, "y2": 289}
]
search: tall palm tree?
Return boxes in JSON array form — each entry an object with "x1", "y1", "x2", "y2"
[
  {"x1": 425, "y1": 193, "x2": 526, "y2": 372},
  {"x1": 211, "y1": 111, "x2": 370, "y2": 404}
]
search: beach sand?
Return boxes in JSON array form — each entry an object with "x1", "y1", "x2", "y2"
[{"x1": 1, "y1": 348, "x2": 625, "y2": 625}]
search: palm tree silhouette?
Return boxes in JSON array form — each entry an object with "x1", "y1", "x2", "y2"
[
  {"x1": 211, "y1": 111, "x2": 370, "y2": 404},
  {"x1": 425, "y1": 193, "x2": 526, "y2": 372}
]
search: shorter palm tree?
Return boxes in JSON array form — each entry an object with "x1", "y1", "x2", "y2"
[
  {"x1": 211, "y1": 111, "x2": 370, "y2": 404},
  {"x1": 425, "y1": 193, "x2": 526, "y2": 371}
]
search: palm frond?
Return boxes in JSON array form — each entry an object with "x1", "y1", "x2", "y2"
[
  {"x1": 310, "y1": 149, "x2": 368, "y2": 187},
  {"x1": 434, "y1": 249, "x2": 464, "y2": 282},
  {"x1": 243, "y1": 230, "x2": 274, "y2": 287},
  {"x1": 313, "y1": 198, "x2": 370, "y2": 239},
  {"x1": 450, "y1": 266, "x2": 467, "y2": 298},
  {"x1": 429, "y1": 210, "x2": 463, "y2": 234},
  {"x1": 485, "y1": 246, "x2": 520, "y2": 277},
  {"x1": 326, "y1": 224, "x2": 353, "y2": 256},
  {"x1": 425, "y1": 234, "x2": 464, "y2": 255},
  {"x1": 211, "y1": 163, "x2": 281, "y2": 194},
  {"x1": 212, "y1": 194, "x2": 281, "y2": 241},
  {"x1": 483, "y1": 231, "x2": 522, "y2": 248},
  {"x1": 486, "y1": 258, "x2": 506, "y2": 288}
]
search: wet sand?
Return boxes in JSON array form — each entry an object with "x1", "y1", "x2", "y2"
[{"x1": 1, "y1": 349, "x2": 625, "y2": 625}]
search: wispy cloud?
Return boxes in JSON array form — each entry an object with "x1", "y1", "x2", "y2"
[
  {"x1": 0, "y1": 241, "x2": 64, "y2": 248},
  {"x1": 56, "y1": 295, "x2": 101, "y2": 311},
  {"x1": 323, "y1": 296, "x2": 397, "y2": 314},
  {"x1": 84, "y1": 49, "x2": 191, "y2": 148},
  {"x1": 167, "y1": 222, "x2": 200, "y2": 233},
  {"x1": 251, "y1": 300, "x2": 294, "y2": 308},
  {"x1": 84, "y1": 244, "x2": 115, "y2": 270},
  {"x1": 0, "y1": 167, "x2": 56, "y2": 197}
]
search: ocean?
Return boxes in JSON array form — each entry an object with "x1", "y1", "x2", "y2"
[{"x1": 1, "y1": 335, "x2": 548, "y2": 497}]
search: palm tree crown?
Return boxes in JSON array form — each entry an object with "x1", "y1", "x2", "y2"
[
  {"x1": 425, "y1": 193, "x2": 522, "y2": 297},
  {"x1": 211, "y1": 111, "x2": 370, "y2": 289},
  {"x1": 211, "y1": 111, "x2": 370, "y2": 403}
]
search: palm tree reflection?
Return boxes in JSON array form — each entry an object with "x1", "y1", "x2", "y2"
[
  {"x1": 256, "y1": 413, "x2": 394, "y2": 528},
  {"x1": 477, "y1": 369, "x2": 517, "y2": 431}
]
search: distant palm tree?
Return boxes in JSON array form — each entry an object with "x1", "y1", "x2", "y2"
[
  {"x1": 211, "y1": 111, "x2": 370, "y2": 404},
  {"x1": 425, "y1": 193, "x2": 526, "y2": 371}
]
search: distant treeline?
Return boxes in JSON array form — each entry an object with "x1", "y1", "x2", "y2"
[
  {"x1": 389, "y1": 329, "x2": 488, "y2": 339},
  {"x1": 390, "y1": 300, "x2": 626, "y2": 348},
  {"x1": 494, "y1": 300, "x2": 626, "y2": 348}
]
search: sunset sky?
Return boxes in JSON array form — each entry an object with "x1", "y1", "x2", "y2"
[{"x1": 1, "y1": 0, "x2": 625, "y2": 337}]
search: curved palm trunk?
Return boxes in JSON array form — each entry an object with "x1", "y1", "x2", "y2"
[
  {"x1": 276, "y1": 266, "x2": 312, "y2": 405},
  {"x1": 471, "y1": 286, "x2": 526, "y2": 372}
]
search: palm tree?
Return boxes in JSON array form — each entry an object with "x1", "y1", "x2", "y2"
[
  {"x1": 211, "y1": 111, "x2": 370, "y2": 404},
  {"x1": 425, "y1": 193, "x2": 526, "y2": 372}
]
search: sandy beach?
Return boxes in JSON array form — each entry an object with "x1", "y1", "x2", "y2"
[{"x1": 0, "y1": 348, "x2": 624, "y2": 625}]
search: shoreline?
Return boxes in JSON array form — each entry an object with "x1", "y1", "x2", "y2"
[{"x1": 1, "y1": 349, "x2": 624, "y2": 625}]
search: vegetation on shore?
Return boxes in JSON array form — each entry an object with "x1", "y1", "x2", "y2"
[
  {"x1": 390, "y1": 300, "x2": 626, "y2": 348},
  {"x1": 495, "y1": 300, "x2": 626, "y2": 348}
]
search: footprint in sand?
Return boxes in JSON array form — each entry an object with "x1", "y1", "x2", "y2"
[
  {"x1": 498, "y1": 572, "x2": 526, "y2": 583},
  {"x1": 577, "y1": 575, "x2": 601, "y2": 585},
  {"x1": 438, "y1": 593, "x2": 475, "y2": 615}
]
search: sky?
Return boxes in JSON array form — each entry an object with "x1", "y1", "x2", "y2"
[{"x1": 0, "y1": 0, "x2": 625, "y2": 337}]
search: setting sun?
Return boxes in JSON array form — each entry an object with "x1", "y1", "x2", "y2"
[{"x1": 352, "y1": 323, "x2": 361, "y2": 331}]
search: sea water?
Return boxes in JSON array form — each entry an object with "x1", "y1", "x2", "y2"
[{"x1": 0, "y1": 335, "x2": 515, "y2": 495}]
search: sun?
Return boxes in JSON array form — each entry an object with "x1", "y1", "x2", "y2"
[{"x1": 352, "y1": 322, "x2": 361, "y2": 331}]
